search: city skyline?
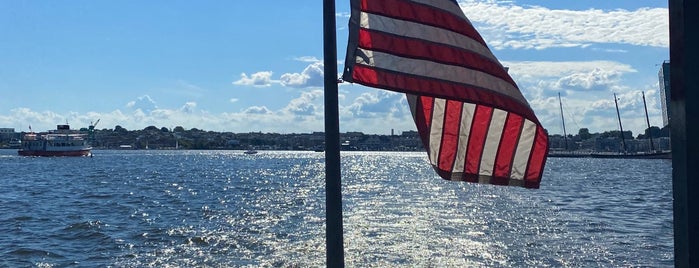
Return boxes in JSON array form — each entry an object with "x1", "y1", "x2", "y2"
[{"x1": 0, "y1": 1, "x2": 669, "y2": 136}]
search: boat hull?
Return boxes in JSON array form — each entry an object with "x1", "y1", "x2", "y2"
[
  {"x1": 18, "y1": 149, "x2": 91, "y2": 157},
  {"x1": 549, "y1": 151, "x2": 672, "y2": 159},
  {"x1": 590, "y1": 151, "x2": 671, "y2": 159}
]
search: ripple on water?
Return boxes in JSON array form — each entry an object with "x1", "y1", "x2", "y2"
[{"x1": 0, "y1": 150, "x2": 674, "y2": 267}]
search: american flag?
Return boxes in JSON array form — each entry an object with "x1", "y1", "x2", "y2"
[{"x1": 342, "y1": 0, "x2": 549, "y2": 188}]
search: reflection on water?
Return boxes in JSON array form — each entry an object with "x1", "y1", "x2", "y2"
[{"x1": 0, "y1": 150, "x2": 673, "y2": 267}]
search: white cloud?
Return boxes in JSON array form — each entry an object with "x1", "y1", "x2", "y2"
[
  {"x1": 126, "y1": 95, "x2": 158, "y2": 112},
  {"x1": 282, "y1": 90, "x2": 323, "y2": 116},
  {"x1": 293, "y1": 56, "x2": 321, "y2": 62},
  {"x1": 344, "y1": 90, "x2": 406, "y2": 119},
  {"x1": 554, "y1": 68, "x2": 622, "y2": 91},
  {"x1": 503, "y1": 61, "x2": 636, "y2": 97},
  {"x1": 179, "y1": 102, "x2": 197, "y2": 114},
  {"x1": 243, "y1": 106, "x2": 272, "y2": 115},
  {"x1": 229, "y1": 98, "x2": 239, "y2": 103},
  {"x1": 459, "y1": 1, "x2": 669, "y2": 49},
  {"x1": 503, "y1": 60, "x2": 636, "y2": 79},
  {"x1": 280, "y1": 62, "x2": 325, "y2": 88},
  {"x1": 232, "y1": 71, "x2": 276, "y2": 87}
]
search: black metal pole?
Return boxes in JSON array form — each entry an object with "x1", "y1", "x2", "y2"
[
  {"x1": 669, "y1": 1, "x2": 698, "y2": 267},
  {"x1": 642, "y1": 91, "x2": 655, "y2": 151},
  {"x1": 613, "y1": 93, "x2": 627, "y2": 153},
  {"x1": 558, "y1": 92, "x2": 568, "y2": 150},
  {"x1": 323, "y1": 0, "x2": 345, "y2": 266}
]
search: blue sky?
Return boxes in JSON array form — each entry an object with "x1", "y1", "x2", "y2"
[{"x1": 0, "y1": 0, "x2": 669, "y2": 136}]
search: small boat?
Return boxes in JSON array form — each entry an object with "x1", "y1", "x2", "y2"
[
  {"x1": 18, "y1": 124, "x2": 92, "y2": 157},
  {"x1": 7, "y1": 139, "x2": 21, "y2": 149},
  {"x1": 243, "y1": 149, "x2": 258, "y2": 155},
  {"x1": 589, "y1": 150, "x2": 672, "y2": 159}
]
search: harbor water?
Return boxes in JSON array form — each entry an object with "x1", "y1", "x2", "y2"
[{"x1": 0, "y1": 149, "x2": 673, "y2": 267}]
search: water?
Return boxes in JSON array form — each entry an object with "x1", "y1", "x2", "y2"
[{"x1": 0, "y1": 149, "x2": 673, "y2": 267}]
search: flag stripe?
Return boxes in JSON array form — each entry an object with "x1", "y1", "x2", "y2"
[
  {"x1": 493, "y1": 113, "x2": 524, "y2": 180},
  {"x1": 437, "y1": 100, "x2": 464, "y2": 172},
  {"x1": 357, "y1": 28, "x2": 515, "y2": 86},
  {"x1": 360, "y1": 0, "x2": 486, "y2": 46},
  {"x1": 344, "y1": 0, "x2": 549, "y2": 189},
  {"x1": 451, "y1": 102, "x2": 476, "y2": 175},
  {"x1": 464, "y1": 105, "x2": 492, "y2": 178},
  {"x1": 410, "y1": 0, "x2": 467, "y2": 20},
  {"x1": 479, "y1": 108, "x2": 507, "y2": 177},
  {"x1": 353, "y1": 48, "x2": 526, "y2": 106},
  {"x1": 350, "y1": 64, "x2": 538, "y2": 122},
  {"x1": 429, "y1": 98, "x2": 447, "y2": 166},
  {"x1": 357, "y1": 11, "x2": 497, "y2": 64},
  {"x1": 510, "y1": 120, "x2": 537, "y2": 180},
  {"x1": 407, "y1": 94, "x2": 434, "y2": 151},
  {"x1": 525, "y1": 127, "x2": 549, "y2": 185}
]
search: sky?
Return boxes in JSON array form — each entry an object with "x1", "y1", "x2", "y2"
[{"x1": 0, "y1": 0, "x2": 669, "y2": 136}]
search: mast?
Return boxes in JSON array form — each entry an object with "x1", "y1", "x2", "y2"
[
  {"x1": 642, "y1": 91, "x2": 655, "y2": 152},
  {"x1": 558, "y1": 93, "x2": 568, "y2": 150},
  {"x1": 323, "y1": 0, "x2": 345, "y2": 266},
  {"x1": 613, "y1": 93, "x2": 627, "y2": 154}
]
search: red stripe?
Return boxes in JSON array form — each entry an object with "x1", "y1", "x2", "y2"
[
  {"x1": 493, "y1": 113, "x2": 524, "y2": 179},
  {"x1": 437, "y1": 100, "x2": 463, "y2": 173},
  {"x1": 525, "y1": 127, "x2": 549, "y2": 184},
  {"x1": 464, "y1": 105, "x2": 493, "y2": 178},
  {"x1": 347, "y1": 0, "x2": 550, "y2": 188},
  {"x1": 358, "y1": 29, "x2": 516, "y2": 87},
  {"x1": 351, "y1": 65, "x2": 539, "y2": 124},
  {"x1": 360, "y1": 0, "x2": 486, "y2": 46},
  {"x1": 413, "y1": 96, "x2": 434, "y2": 150}
]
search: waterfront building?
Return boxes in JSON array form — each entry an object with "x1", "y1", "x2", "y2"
[{"x1": 658, "y1": 60, "x2": 671, "y2": 127}]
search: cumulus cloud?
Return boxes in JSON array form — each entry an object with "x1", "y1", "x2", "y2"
[
  {"x1": 294, "y1": 56, "x2": 321, "y2": 62},
  {"x1": 126, "y1": 95, "x2": 158, "y2": 112},
  {"x1": 233, "y1": 60, "x2": 326, "y2": 89},
  {"x1": 280, "y1": 61, "x2": 325, "y2": 88},
  {"x1": 232, "y1": 71, "x2": 276, "y2": 87},
  {"x1": 493, "y1": 59, "x2": 661, "y2": 135},
  {"x1": 554, "y1": 68, "x2": 622, "y2": 91},
  {"x1": 0, "y1": 88, "x2": 411, "y2": 135},
  {"x1": 180, "y1": 102, "x2": 197, "y2": 114},
  {"x1": 343, "y1": 90, "x2": 409, "y2": 120},
  {"x1": 501, "y1": 60, "x2": 636, "y2": 101},
  {"x1": 243, "y1": 106, "x2": 272, "y2": 115},
  {"x1": 503, "y1": 60, "x2": 636, "y2": 79},
  {"x1": 282, "y1": 90, "x2": 323, "y2": 116},
  {"x1": 459, "y1": 1, "x2": 669, "y2": 49}
]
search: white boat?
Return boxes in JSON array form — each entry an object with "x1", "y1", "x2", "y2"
[{"x1": 18, "y1": 124, "x2": 92, "y2": 157}]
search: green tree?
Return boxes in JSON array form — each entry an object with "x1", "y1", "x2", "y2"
[{"x1": 578, "y1": 128, "x2": 592, "y2": 140}]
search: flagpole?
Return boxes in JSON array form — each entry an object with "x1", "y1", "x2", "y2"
[
  {"x1": 669, "y1": 1, "x2": 698, "y2": 267},
  {"x1": 323, "y1": 0, "x2": 345, "y2": 267}
]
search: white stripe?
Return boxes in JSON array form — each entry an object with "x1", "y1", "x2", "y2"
[
  {"x1": 429, "y1": 98, "x2": 446, "y2": 166},
  {"x1": 479, "y1": 109, "x2": 508, "y2": 176},
  {"x1": 355, "y1": 48, "x2": 526, "y2": 104},
  {"x1": 451, "y1": 102, "x2": 476, "y2": 174},
  {"x1": 510, "y1": 120, "x2": 536, "y2": 180},
  {"x1": 359, "y1": 12, "x2": 497, "y2": 63}
]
